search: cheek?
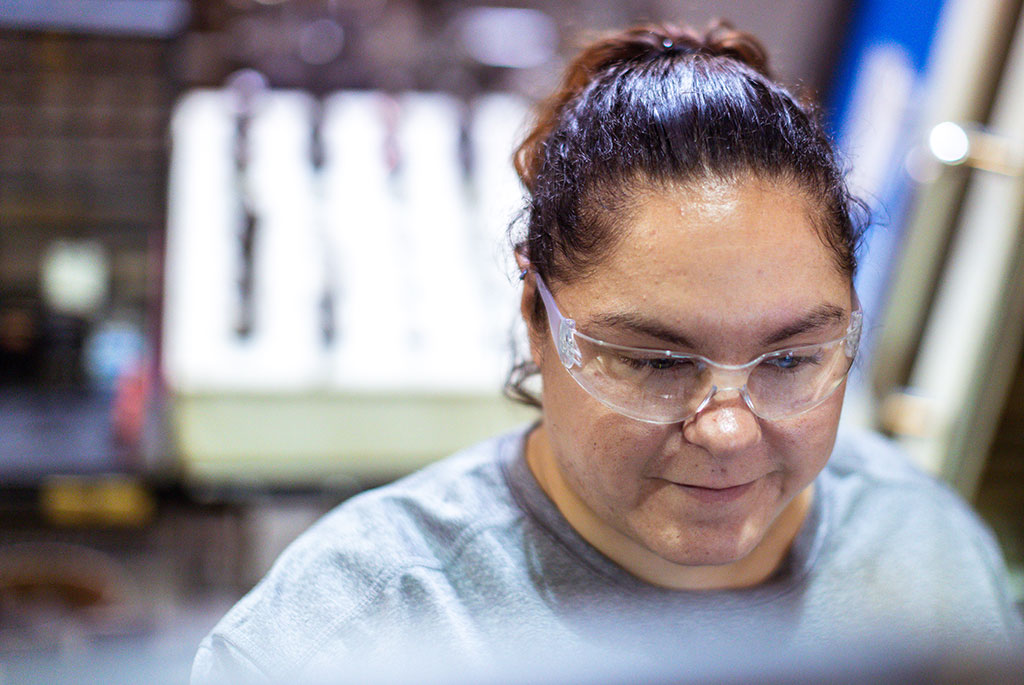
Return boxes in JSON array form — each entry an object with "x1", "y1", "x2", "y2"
[
  {"x1": 765, "y1": 389, "x2": 844, "y2": 485},
  {"x1": 541, "y1": 363, "x2": 668, "y2": 494}
]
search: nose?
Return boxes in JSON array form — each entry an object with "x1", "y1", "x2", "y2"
[{"x1": 682, "y1": 388, "x2": 762, "y2": 455}]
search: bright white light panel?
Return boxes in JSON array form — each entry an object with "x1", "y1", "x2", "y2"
[{"x1": 164, "y1": 90, "x2": 529, "y2": 395}]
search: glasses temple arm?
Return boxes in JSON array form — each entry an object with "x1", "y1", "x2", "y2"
[{"x1": 531, "y1": 272, "x2": 582, "y2": 368}]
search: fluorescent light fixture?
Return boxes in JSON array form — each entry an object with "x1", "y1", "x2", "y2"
[
  {"x1": 0, "y1": 0, "x2": 190, "y2": 38},
  {"x1": 928, "y1": 121, "x2": 970, "y2": 165}
]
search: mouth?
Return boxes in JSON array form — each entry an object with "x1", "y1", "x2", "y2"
[{"x1": 673, "y1": 480, "x2": 757, "y2": 504}]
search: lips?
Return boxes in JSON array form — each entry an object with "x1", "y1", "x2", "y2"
[{"x1": 673, "y1": 479, "x2": 757, "y2": 504}]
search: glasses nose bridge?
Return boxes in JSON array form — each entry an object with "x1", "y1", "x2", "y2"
[
  {"x1": 705, "y1": 358, "x2": 756, "y2": 393},
  {"x1": 692, "y1": 361, "x2": 759, "y2": 417}
]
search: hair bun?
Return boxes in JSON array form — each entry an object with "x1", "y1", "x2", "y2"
[
  {"x1": 590, "y1": 21, "x2": 771, "y2": 77},
  {"x1": 701, "y1": 21, "x2": 771, "y2": 77},
  {"x1": 514, "y1": 20, "x2": 772, "y2": 191}
]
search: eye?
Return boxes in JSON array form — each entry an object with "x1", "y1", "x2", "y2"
[
  {"x1": 611, "y1": 353, "x2": 693, "y2": 374},
  {"x1": 645, "y1": 357, "x2": 683, "y2": 371},
  {"x1": 762, "y1": 349, "x2": 823, "y2": 372},
  {"x1": 771, "y1": 353, "x2": 801, "y2": 369}
]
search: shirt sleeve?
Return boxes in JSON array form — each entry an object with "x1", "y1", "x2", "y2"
[{"x1": 191, "y1": 635, "x2": 270, "y2": 685}]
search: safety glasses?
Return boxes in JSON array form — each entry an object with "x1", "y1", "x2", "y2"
[{"x1": 533, "y1": 272, "x2": 861, "y2": 424}]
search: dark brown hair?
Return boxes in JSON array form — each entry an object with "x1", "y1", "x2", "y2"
[{"x1": 506, "y1": 21, "x2": 866, "y2": 405}]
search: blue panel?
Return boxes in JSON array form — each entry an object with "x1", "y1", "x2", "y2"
[
  {"x1": 828, "y1": 0, "x2": 946, "y2": 135},
  {"x1": 825, "y1": 0, "x2": 949, "y2": 417}
]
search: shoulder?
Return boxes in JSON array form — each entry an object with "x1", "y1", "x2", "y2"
[
  {"x1": 828, "y1": 427, "x2": 935, "y2": 483},
  {"x1": 192, "y1": 428, "x2": 531, "y2": 682},
  {"x1": 823, "y1": 427, "x2": 998, "y2": 555},
  {"x1": 825, "y1": 428, "x2": 990, "y2": 536},
  {"x1": 815, "y1": 428, "x2": 1022, "y2": 642}
]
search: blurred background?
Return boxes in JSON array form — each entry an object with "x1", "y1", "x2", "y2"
[{"x1": 1, "y1": 0, "x2": 1022, "y2": 681}]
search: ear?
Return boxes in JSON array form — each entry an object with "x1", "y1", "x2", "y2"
[{"x1": 515, "y1": 251, "x2": 546, "y2": 368}]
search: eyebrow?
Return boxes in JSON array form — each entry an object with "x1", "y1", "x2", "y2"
[
  {"x1": 586, "y1": 304, "x2": 848, "y2": 351},
  {"x1": 760, "y1": 305, "x2": 847, "y2": 346},
  {"x1": 587, "y1": 313, "x2": 697, "y2": 349}
]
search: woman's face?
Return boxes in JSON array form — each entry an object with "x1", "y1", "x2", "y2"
[{"x1": 526, "y1": 177, "x2": 853, "y2": 570}]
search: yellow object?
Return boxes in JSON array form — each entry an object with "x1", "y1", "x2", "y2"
[{"x1": 40, "y1": 475, "x2": 155, "y2": 527}]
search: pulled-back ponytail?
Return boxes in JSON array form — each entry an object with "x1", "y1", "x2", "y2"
[{"x1": 514, "y1": 22, "x2": 771, "y2": 193}]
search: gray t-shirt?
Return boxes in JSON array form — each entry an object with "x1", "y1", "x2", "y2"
[{"x1": 192, "y1": 427, "x2": 1022, "y2": 682}]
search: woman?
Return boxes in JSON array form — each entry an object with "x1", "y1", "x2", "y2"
[{"x1": 194, "y1": 21, "x2": 1022, "y2": 683}]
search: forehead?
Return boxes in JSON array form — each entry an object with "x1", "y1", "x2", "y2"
[{"x1": 563, "y1": 178, "x2": 850, "y2": 333}]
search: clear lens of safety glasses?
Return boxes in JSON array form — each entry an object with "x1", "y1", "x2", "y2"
[{"x1": 533, "y1": 272, "x2": 861, "y2": 424}]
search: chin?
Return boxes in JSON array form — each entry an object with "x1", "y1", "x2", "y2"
[
  {"x1": 662, "y1": 541, "x2": 758, "y2": 568},
  {"x1": 646, "y1": 518, "x2": 769, "y2": 567}
]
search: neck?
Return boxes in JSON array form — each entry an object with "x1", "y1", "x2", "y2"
[{"x1": 525, "y1": 425, "x2": 812, "y2": 591}]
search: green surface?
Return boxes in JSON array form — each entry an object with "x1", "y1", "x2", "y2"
[{"x1": 172, "y1": 391, "x2": 538, "y2": 485}]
